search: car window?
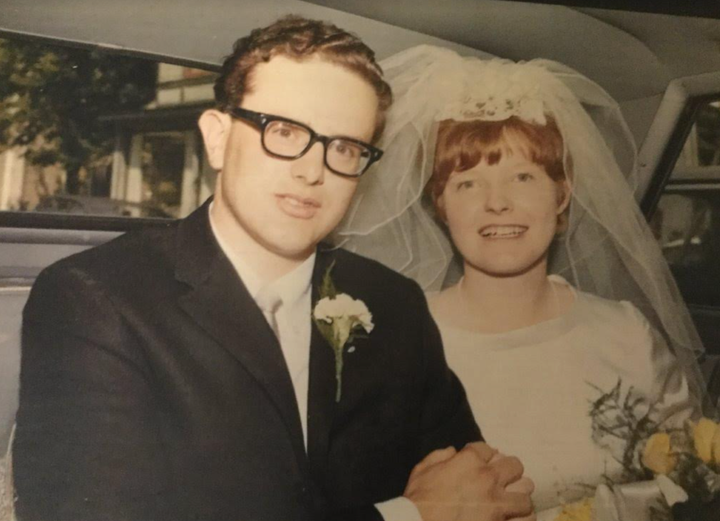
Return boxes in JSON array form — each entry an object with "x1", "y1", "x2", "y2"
[
  {"x1": 650, "y1": 100, "x2": 720, "y2": 307},
  {"x1": 0, "y1": 36, "x2": 217, "y2": 226}
]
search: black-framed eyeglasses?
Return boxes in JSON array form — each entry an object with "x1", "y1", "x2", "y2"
[{"x1": 229, "y1": 107, "x2": 383, "y2": 177}]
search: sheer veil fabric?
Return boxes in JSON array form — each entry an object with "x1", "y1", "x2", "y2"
[{"x1": 333, "y1": 45, "x2": 710, "y2": 412}]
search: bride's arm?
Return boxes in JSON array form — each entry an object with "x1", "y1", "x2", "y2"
[{"x1": 621, "y1": 302, "x2": 701, "y2": 426}]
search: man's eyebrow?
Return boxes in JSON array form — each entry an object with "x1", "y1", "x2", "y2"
[
  {"x1": 272, "y1": 111, "x2": 372, "y2": 142},
  {"x1": 279, "y1": 113, "x2": 310, "y2": 127}
]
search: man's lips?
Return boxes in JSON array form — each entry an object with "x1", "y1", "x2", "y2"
[
  {"x1": 276, "y1": 193, "x2": 321, "y2": 219},
  {"x1": 478, "y1": 224, "x2": 528, "y2": 239}
]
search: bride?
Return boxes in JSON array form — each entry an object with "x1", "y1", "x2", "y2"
[{"x1": 335, "y1": 45, "x2": 710, "y2": 518}]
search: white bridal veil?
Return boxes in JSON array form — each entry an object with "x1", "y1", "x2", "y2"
[{"x1": 333, "y1": 45, "x2": 710, "y2": 411}]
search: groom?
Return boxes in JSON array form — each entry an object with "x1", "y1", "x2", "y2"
[{"x1": 14, "y1": 16, "x2": 533, "y2": 521}]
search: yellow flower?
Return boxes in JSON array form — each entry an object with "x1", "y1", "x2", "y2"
[
  {"x1": 693, "y1": 418, "x2": 719, "y2": 464},
  {"x1": 713, "y1": 423, "x2": 720, "y2": 466},
  {"x1": 554, "y1": 498, "x2": 593, "y2": 521},
  {"x1": 642, "y1": 432, "x2": 677, "y2": 474}
]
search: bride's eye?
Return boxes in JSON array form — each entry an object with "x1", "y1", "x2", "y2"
[
  {"x1": 516, "y1": 172, "x2": 534, "y2": 182},
  {"x1": 456, "y1": 180, "x2": 475, "y2": 190}
]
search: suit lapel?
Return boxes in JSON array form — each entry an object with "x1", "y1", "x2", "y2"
[
  {"x1": 174, "y1": 202, "x2": 308, "y2": 472},
  {"x1": 306, "y1": 248, "x2": 339, "y2": 484}
]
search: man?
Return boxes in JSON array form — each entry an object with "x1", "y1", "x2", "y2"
[{"x1": 14, "y1": 16, "x2": 534, "y2": 521}]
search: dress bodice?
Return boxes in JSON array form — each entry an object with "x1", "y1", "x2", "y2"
[{"x1": 430, "y1": 280, "x2": 695, "y2": 513}]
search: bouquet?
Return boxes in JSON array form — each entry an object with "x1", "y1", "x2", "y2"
[{"x1": 582, "y1": 380, "x2": 720, "y2": 521}]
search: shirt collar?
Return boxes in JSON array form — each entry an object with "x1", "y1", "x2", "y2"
[{"x1": 209, "y1": 203, "x2": 315, "y2": 306}]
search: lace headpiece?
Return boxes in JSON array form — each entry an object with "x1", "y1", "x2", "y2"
[{"x1": 436, "y1": 60, "x2": 549, "y2": 124}]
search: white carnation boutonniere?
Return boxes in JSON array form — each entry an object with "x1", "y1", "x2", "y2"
[{"x1": 312, "y1": 261, "x2": 374, "y2": 402}]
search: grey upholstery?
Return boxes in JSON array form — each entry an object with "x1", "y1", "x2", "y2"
[{"x1": 0, "y1": 286, "x2": 30, "y2": 450}]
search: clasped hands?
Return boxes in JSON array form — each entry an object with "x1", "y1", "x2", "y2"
[{"x1": 404, "y1": 442, "x2": 536, "y2": 521}]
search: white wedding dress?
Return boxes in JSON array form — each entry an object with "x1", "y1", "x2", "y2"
[{"x1": 430, "y1": 277, "x2": 696, "y2": 519}]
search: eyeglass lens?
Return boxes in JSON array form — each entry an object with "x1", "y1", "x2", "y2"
[{"x1": 263, "y1": 120, "x2": 370, "y2": 176}]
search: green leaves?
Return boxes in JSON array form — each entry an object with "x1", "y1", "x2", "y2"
[
  {"x1": 589, "y1": 378, "x2": 659, "y2": 482},
  {"x1": 319, "y1": 260, "x2": 338, "y2": 299},
  {"x1": 0, "y1": 37, "x2": 157, "y2": 193}
]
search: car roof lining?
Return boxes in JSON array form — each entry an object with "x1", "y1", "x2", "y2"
[{"x1": 2, "y1": 0, "x2": 720, "y2": 101}]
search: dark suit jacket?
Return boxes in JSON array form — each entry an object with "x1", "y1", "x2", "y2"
[{"x1": 14, "y1": 201, "x2": 480, "y2": 521}]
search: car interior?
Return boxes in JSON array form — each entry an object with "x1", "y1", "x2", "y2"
[{"x1": 2, "y1": 0, "x2": 720, "y2": 453}]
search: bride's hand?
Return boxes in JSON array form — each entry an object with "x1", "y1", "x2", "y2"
[
  {"x1": 488, "y1": 452, "x2": 536, "y2": 495},
  {"x1": 487, "y1": 448, "x2": 537, "y2": 521}
]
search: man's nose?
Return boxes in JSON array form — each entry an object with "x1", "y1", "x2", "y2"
[
  {"x1": 290, "y1": 142, "x2": 325, "y2": 185},
  {"x1": 484, "y1": 184, "x2": 512, "y2": 214}
]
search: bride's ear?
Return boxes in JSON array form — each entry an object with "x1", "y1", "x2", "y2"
[
  {"x1": 556, "y1": 179, "x2": 572, "y2": 214},
  {"x1": 434, "y1": 193, "x2": 448, "y2": 223},
  {"x1": 199, "y1": 109, "x2": 232, "y2": 171}
]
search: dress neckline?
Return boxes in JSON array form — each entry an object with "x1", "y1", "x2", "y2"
[{"x1": 430, "y1": 275, "x2": 584, "y2": 349}]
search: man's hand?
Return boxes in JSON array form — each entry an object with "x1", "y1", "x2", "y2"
[{"x1": 404, "y1": 442, "x2": 535, "y2": 521}]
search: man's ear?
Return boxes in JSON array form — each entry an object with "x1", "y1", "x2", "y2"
[{"x1": 198, "y1": 109, "x2": 232, "y2": 171}]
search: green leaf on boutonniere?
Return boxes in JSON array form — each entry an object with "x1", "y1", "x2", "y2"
[{"x1": 320, "y1": 260, "x2": 338, "y2": 299}]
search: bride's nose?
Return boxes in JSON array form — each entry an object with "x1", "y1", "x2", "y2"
[{"x1": 483, "y1": 184, "x2": 512, "y2": 214}]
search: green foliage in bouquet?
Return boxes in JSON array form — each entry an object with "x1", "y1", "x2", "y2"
[{"x1": 589, "y1": 380, "x2": 660, "y2": 482}]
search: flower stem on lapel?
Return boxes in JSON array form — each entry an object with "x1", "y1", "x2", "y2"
[
  {"x1": 334, "y1": 347, "x2": 343, "y2": 403},
  {"x1": 312, "y1": 262, "x2": 374, "y2": 402}
]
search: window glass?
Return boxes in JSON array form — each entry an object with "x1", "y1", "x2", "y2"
[
  {"x1": 653, "y1": 190, "x2": 720, "y2": 306},
  {"x1": 650, "y1": 100, "x2": 720, "y2": 306},
  {"x1": 141, "y1": 132, "x2": 186, "y2": 218},
  {"x1": 0, "y1": 37, "x2": 217, "y2": 221}
]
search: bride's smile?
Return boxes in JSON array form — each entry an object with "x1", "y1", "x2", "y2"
[{"x1": 478, "y1": 224, "x2": 528, "y2": 239}]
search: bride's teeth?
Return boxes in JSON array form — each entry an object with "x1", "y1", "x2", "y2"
[{"x1": 482, "y1": 226, "x2": 525, "y2": 237}]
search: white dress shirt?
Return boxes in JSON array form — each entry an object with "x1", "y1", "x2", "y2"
[{"x1": 209, "y1": 207, "x2": 422, "y2": 521}]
